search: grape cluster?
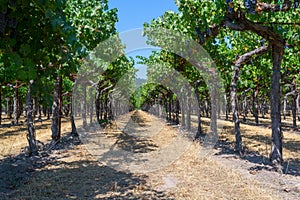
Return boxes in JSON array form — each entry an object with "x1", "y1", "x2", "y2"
[
  {"x1": 195, "y1": 27, "x2": 205, "y2": 43},
  {"x1": 195, "y1": 27, "x2": 201, "y2": 35},
  {"x1": 226, "y1": 0, "x2": 234, "y2": 13},
  {"x1": 244, "y1": 0, "x2": 257, "y2": 14},
  {"x1": 295, "y1": 0, "x2": 299, "y2": 9},
  {"x1": 260, "y1": 39, "x2": 264, "y2": 46},
  {"x1": 195, "y1": 27, "x2": 213, "y2": 44}
]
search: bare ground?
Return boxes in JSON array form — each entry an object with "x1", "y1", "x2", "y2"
[{"x1": 0, "y1": 111, "x2": 299, "y2": 199}]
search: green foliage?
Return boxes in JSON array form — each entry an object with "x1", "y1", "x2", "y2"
[
  {"x1": 142, "y1": 0, "x2": 299, "y2": 106},
  {"x1": 64, "y1": 0, "x2": 118, "y2": 51},
  {"x1": 0, "y1": 0, "x2": 120, "y2": 109}
]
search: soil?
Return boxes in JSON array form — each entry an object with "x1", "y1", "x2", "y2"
[{"x1": 0, "y1": 110, "x2": 299, "y2": 199}]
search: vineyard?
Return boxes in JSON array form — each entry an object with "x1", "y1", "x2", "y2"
[{"x1": 0, "y1": 0, "x2": 300, "y2": 199}]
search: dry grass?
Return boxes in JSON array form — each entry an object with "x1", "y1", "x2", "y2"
[
  {"x1": 1, "y1": 111, "x2": 300, "y2": 199},
  {"x1": 0, "y1": 116, "x2": 71, "y2": 159},
  {"x1": 12, "y1": 143, "x2": 282, "y2": 200},
  {"x1": 12, "y1": 145, "x2": 170, "y2": 199},
  {"x1": 148, "y1": 144, "x2": 282, "y2": 199},
  {"x1": 191, "y1": 115, "x2": 300, "y2": 162}
]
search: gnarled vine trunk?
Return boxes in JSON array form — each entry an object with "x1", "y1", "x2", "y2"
[
  {"x1": 284, "y1": 90, "x2": 298, "y2": 130},
  {"x1": 231, "y1": 64, "x2": 242, "y2": 152},
  {"x1": 81, "y1": 83, "x2": 87, "y2": 128},
  {"x1": 89, "y1": 87, "x2": 94, "y2": 125},
  {"x1": 283, "y1": 94, "x2": 288, "y2": 120},
  {"x1": 37, "y1": 93, "x2": 42, "y2": 122},
  {"x1": 168, "y1": 92, "x2": 172, "y2": 122},
  {"x1": 96, "y1": 90, "x2": 100, "y2": 123},
  {"x1": 186, "y1": 88, "x2": 191, "y2": 131},
  {"x1": 253, "y1": 86, "x2": 259, "y2": 125},
  {"x1": 269, "y1": 44, "x2": 284, "y2": 168},
  {"x1": 225, "y1": 91, "x2": 230, "y2": 120},
  {"x1": 70, "y1": 95, "x2": 77, "y2": 136},
  {"x1": 175, "y1": 98, "x2": 179, "y2": 125},
  {"x1": 194, "y1": 80, "x2": 204, "y2": 140},
  {"x1": 0, "y1": 86, "x2": 2, "y2": 125},
  {"x1": 25, "y1": 81, "x2": 38, "y2": 155},
  {"x1": 297, "y1": 93, "x2": 300, "y2": 121},
  {"x1": 13, "y1": 81, "x2": 19, "y2": 125},
  {"x1": 292, "y1": 95, "x2": 297, "y2": 130},
  {"x1": 230, "y1": 45, "x2": 269, "y2": 153},
  {"x1": 51, "y1": 76, "x2": 61, "y2": 142},
  {"x1": 6, "y1": 98, "x2": 12, "y2": 119}
]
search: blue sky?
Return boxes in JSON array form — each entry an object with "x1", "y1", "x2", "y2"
[
  {"x1": 108, "y1": 0, "x2": 178, "y2": 79},
  {"x1": 108, "y1": 0, "x2": 178, "y2": 32}
]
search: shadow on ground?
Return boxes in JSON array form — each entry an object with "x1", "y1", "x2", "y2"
[
  {"x1": 11, "y1": 160, "x2": 172, "y2": 199},
  {"x1": 0, "y1": 131, "x2": 172, "y2": 199},
  {"x1": 214, "y1": 140, "x2": 300, "y2": 176},
  {"x1": 114, "y1": 132, "x2": 159, "y2": 154},
  {"x1": 0, "y1": 133, "x2": 81, "y2": 197}
]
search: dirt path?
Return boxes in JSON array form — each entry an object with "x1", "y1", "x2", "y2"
[
  {"x1": 1, "y1": 110, "x2": 300, "y2": 199},
  {"x1": 79, "y1": 110, "x2": 191, "y2": 173}
]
